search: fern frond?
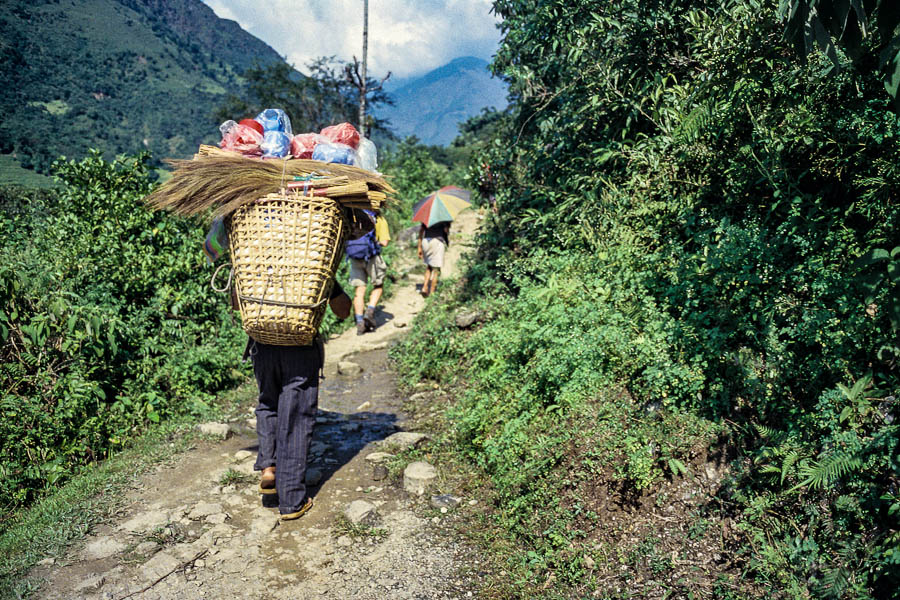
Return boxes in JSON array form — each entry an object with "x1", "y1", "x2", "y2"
[
  {"x1": 753, "y1": 423, "x2": 788, "y2": 445},
  {"x1": 781, "y1": 450, "x2": 801, "y2": 484},
  {"x1": 667, "y1": 458, "x2": 689, "y2": 478},
  {"x1": 817, "y1": 565, "x2": 850, "y2": 599},
  {"x1": 792, "y1": 450, "x2": 863, "y2": 491}
]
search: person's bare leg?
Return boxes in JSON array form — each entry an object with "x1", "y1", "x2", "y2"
[
  {"x1": 259, "y1": 466, "x2": 276, "y2": 493},
  {"x1": 353, "y1": 285, "x2": 366, "y2": 316},
  {"x1": 364, "y1": 285, "x2": 383, "y2": 330},
  {"x1": 368, "y1": 285, "x2": 383, "y2": 307},
  {"x1": 429, "y1": 268, "x2": 440, "y2": 295},
  {"x1": 422, "y1": 267, "x2": 433, "y2": 296},
  {"x1": 354, "y1": 284, "x2": 367, "y2": 334}
]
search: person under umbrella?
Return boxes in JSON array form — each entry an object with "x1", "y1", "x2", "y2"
[{"x1": 412, "y1": 186, "x2": 471, "y2": 297}]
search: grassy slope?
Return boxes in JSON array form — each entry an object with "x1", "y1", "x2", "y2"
[
  {"x1": 0, "y1": 155, "x2": 56, "y2": 188},
  {"x1": 391, "y1": 251, "x2": 754, "y2": 599}
]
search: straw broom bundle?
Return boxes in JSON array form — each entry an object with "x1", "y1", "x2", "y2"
[
  {"x1": 195, "y1": 145, "x2": 394, "y2": 194},
  {"x1": 144, "y1": 151, "x2": 394, "y2": 220}
]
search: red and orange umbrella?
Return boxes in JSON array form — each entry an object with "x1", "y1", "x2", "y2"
[{"x1": 411, "y1": 186, "x2": 471, "y2": 227}]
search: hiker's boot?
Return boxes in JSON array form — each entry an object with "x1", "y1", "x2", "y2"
[
  {"x1": 356, "y1": 319, "x2": 367, "y2": 335},
  {"x1": 363, "y1": 306, "x2": 376, "y2": 331}
]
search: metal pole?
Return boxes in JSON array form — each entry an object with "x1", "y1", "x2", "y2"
[{"x1": 359, "y1": 0, "x2": 368, "y2": 137}]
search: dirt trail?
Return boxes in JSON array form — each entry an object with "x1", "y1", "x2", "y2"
[{"x1": 35, "y1": 212, "x2": 481, "y2": 600}]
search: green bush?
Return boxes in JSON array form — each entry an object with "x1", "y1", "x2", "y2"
[
  {"x1": 395, "y1": 0, "x2": 898, "y2": 596},
  {"x1": 0, "y1": 151, "x2": 246, "y2": 517}
]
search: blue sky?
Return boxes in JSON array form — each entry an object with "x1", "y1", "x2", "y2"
[{"x1": 201, "y1": 0, "x2": 502, "y2": 79}]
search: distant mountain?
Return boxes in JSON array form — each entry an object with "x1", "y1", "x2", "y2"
[
  {"x1": 379, "y1": 57, "x2": 507, "y2": 146},
  {"x1": 0, "y1": 0, "x2": 285, "y2": 176}
]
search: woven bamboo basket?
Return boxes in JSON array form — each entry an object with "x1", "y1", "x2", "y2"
[{"x1": 229, "y1": 190, "x2": 347, "y2": 346}]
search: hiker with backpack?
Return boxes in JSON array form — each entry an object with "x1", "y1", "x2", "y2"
[{"x1": 345, "y1": 210, "x2": 390, "y2": 335}]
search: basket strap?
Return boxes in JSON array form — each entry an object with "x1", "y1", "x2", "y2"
[
  {"x1": 237, "y1": 295, "x2": 328, "y2": 309},
  {"x1": 210, "y1": 262, "x2": 233, "y2": 293}
]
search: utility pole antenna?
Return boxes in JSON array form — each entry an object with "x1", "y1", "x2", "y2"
[
  {"x1": 347, "y1": 0, "x2": 387, "y2": 137},
  {"x1": 359, "y1": 0, "x2": 368, "y2": 137}
]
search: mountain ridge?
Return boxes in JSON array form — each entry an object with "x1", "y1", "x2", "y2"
[{"x1": 378, "y1": 56, "x2": 507, "y2": 146}]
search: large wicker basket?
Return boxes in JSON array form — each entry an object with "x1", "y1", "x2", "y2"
[{"x1": 228, "y1": 190, "x2": 347, "y2": 346}]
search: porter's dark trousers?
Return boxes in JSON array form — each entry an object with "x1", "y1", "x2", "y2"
[{"x1": 251, "y1": 342, "x2": 320, "y2": 514}]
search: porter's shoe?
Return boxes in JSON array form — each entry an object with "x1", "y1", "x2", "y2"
[
  {"x1": 356, "y1": 320, "x2": 367, "y2": 335},
  {"x1": 280, "y1": 497, "x2": 314, "y2": 520}
]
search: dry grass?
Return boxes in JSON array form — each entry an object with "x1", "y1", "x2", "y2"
[{"x1": 144, "y1": 148, "x2": 394, "y2": 220}]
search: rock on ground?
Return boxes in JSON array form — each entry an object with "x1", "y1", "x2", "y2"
[
  {"x1": 337, "y1": 361, "x2": 363, "y2": 376},
  {"x1": 305, "y1": 468, "x2": 323, "y2": 486},
  {"x1": 430, "y1": 494, "x2": 462, "y2": 510},
  {"x1": 404, "y1": 461, "x2": 438, "y2": 496},
  {"x1": 234, "y1": 449, "x2": 254, "y2": 461},
  {"x1": 197, "y1": 422, "x2": 232, "y2": 439},
  {"x1": 140, "y1": 551, "x2": 181, "y2": 582},
  {"x1": 119, "y1": 510, "x2": 169, "y2": 534},
  {"x1": 365, "y1": 451, "x2": 394, "y2": 464},
  {"x1": 344, "y1": 500, "x2": 379, "y2": 526},
  {"x1": 455, "y1": 310, "x2": 483, "y2": 329},
  {"x1": 81, "y1": 537, "x2": 127, "y2": 560},
  {"x1": 381, "y1": 432, "x2": 429, "y2": 449},
  {"x1": 187, "y1": 502, "x2": 223, "y2": 520}
]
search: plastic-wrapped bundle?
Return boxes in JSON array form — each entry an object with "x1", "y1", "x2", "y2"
[
  {"x1": 256, "y1": 108, "x2": 293, "y2": 137},
  {"x1": 239, "y1": 118, "x2": 264, "y2": 135},
  {"x1": 311, "y1": 142, "x2": 359, "y2": 165},
  {"x1": 219, "y1": 120, "x2": 263, "y2": 155},
  {"x1": 290, "y1": 133, "x2": 326, "y2": 159},
  {"x1": 320, "y1": 122, "x2": 360, "y2": 149},
  {"x1": 261, "y1": 130, "x2": 291, "y2": 158},
  {"x1": 356, "y1": 137, "x2": 378, "y2": 171}
]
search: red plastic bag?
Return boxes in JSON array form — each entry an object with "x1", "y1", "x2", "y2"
[
  {"x1": 290, "y1": 133, "x2": 325, "y2": 159},
  {"x1": 320, "y1": 122, "x2": 360, "y2": 149},
  {"x1": 239, "y1": 118, "x2": 264, "y2": 135},
  {"x1": 219, "y1": 120, "x2": 263, "y2": 155}
]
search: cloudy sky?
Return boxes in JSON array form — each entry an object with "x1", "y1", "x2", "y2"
[{"x1": 201, "y1": 0, "x2": 502, "y2": 79}]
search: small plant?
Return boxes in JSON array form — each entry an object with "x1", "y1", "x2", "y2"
[
  {"x1": 145, "y1": 523, "x2": 187, "y2": 547},
  {"x1": 332, "y1": 515, "x2": 388, "y2": 541},
  {"x1": 218, "y1": 468, "x2": 252, "y2": 487}
]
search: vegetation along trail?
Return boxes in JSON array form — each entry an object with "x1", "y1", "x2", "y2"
[
  {"x1": 33, "y1": 211, "x2": 482, "y2": 599},
  {"x1": 5, "y1": 1, "x2": 900, "y2": 598}
]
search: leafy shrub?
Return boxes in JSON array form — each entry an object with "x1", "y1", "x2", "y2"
[
  {"x1": 0, "y1": 151, "x2": 246, "y2": 517},
  {"x1": 395, "y1": 0, "x2": 898, "y2": 596}
]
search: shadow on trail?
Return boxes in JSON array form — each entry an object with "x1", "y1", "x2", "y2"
[
  {"x1": 237, "y1": 346, "x2": 403, "y2": 502},
  {"x1": 370, "y1": 308, "x2": 395, "y2": 328}
]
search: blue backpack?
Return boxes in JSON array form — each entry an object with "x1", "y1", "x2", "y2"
[
  {"x1": 345, "y1": 230, "x2": 377, "y2": 260},
  {"x1": 346, "y1": 209, "x2": 381, "y2": 260}
]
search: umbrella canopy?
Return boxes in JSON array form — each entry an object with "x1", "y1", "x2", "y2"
[{"x1": 411, "y1": 186, "x2": 472, "y2": 227}]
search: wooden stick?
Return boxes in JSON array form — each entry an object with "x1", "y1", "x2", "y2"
[{"x1": 114, "y1": 549, "x2": 208, "y2": 600}]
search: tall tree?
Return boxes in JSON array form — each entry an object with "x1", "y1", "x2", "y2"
[{"x1": 781, "y1": 0, "x2": 900, "y2": 105}]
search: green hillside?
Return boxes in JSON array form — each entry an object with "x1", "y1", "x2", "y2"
[{"x1": 0, "y1": 0, "x2": 285, "y2": 176}]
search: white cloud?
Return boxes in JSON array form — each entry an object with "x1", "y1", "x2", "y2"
[{"x1": 202, "y1": 0, "x2": 500, "y2": 78}]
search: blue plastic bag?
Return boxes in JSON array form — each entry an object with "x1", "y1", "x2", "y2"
[
  {"x1": 261, "y1": 130, "x2": 291, "y2": 158},
  {"x1": 311, "y1": 142, "x2": 358, "y2": 165},
  {"x1": 255, "y1": 108, "x2": 293, "y2": 136}
]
